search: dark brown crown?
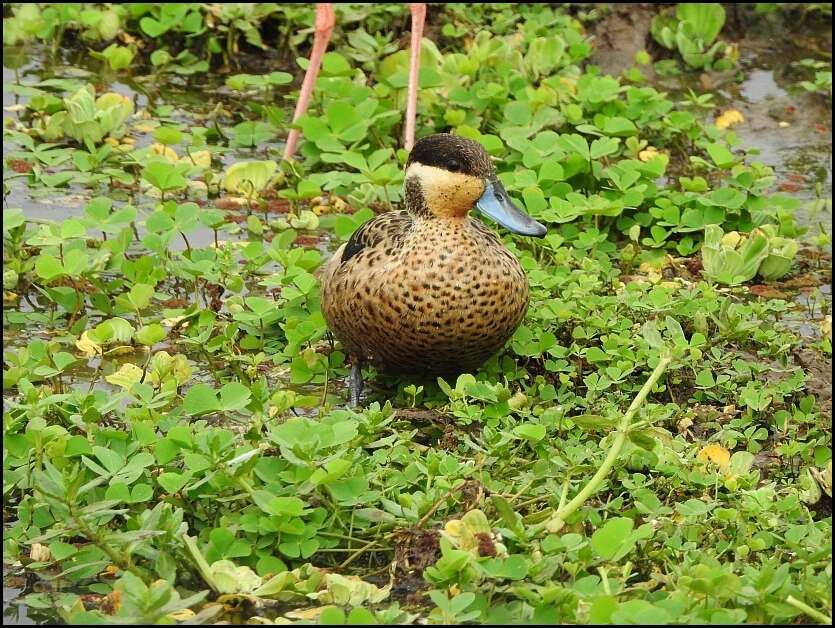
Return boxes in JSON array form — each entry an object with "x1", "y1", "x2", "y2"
[{"x1": 406, "y1": 133, "x2": 494, "y2": 178}]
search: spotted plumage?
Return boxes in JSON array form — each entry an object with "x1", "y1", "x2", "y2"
[{"x1": 320, "y1": 133, "x2": 545, "y2": 377}]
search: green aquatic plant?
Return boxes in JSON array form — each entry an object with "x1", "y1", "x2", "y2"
[
  {"x1": 3, "y1": 3, "x2": 123, "y2": 46},
  {"x1": 1, "y1": 4, "x2": 831, "y2": 626},
  {"x1": 701, "y1": 224, "x2": 770, "y2": 285},
  {"x1": 701, "y1": 223, "x2": 800, "y2": 284},
  {"x1": 221, "y1": 160, "x2": 279, "y2": 198},
  {"x1": 36, "y1": 85, "x2": 134, "y2": 145},
  {"x1": 794, "y1": 59, "x2": 833, "y2": 96},
  {"x1": 757, "y1": 224, "x2": 800, "y2": 280},
  {"x1": 651, "y1": 3, "x2": 735, "y2": 71},
  {"x1": 90, "y1": 43, "x2": 136, "y2": 71}
]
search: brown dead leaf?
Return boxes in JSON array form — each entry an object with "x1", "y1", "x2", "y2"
[
  {"x1": 293, "y1": 235, "x2": 320, "y2": 247},
  {"x1": 215, "y1": 196, "x2": 248, "y2": 210},
  {"x1": 474, "y1": 532, "x2": 497, "y2": 557},
  {"x1": 392, "y1": 527, "x2": 440, "y2": 574},
  {"x1": 677, "y1": 416, "x2": 694, "y2": 434},
  {"x1": 781, "y1": 274, "x2": 819, "y2": 289},
  {"x1": 29, "y1": 543, "x2": 52, "y2": 562},
  {"x1": 749, "y1": 284, "x2": 789, "y2": 299},
  {"x1": 100, "y1": 590, "x2": 122, "y2": 615},
  {"x1": 7, "y1": 159, "x2": 33, "y2": 173},
  {"x1": 265, "y1": 198, "x2": 291, "y2": 213}
]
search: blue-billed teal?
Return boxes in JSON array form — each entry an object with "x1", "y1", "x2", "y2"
[{"x1": 320, "y1": 133, "x2": 546, "y2": 404}]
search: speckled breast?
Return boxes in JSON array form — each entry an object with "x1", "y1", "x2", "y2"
[{"x1": 320, "y1": 216, "x2": 529, "y2": 375}]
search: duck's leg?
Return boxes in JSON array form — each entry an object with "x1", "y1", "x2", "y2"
[
  {"x1": 283, "y1": 3, "x2": 335, "y2": 162},
  {"x1": 349, "y1": 361, "x2": 364, "y2": 408},
  {"x1": 404, "y1": 3, "x2": 426, "y2": 152}
]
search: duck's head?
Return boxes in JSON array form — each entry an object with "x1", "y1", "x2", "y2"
[{"x1": 405, "y1": 133, "x2": 547, "y2": 237}]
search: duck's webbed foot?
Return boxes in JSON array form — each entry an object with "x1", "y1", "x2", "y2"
[{"x1": 349, "y1": 362, "x2": 364, "y2": 408}]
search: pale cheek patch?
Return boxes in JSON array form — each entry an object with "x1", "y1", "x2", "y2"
[{"x1": 406, "y1": 163, "x2": 484, "y2": 217}]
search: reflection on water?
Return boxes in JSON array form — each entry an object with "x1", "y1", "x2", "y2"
[{"x1": 3, "y1": 564, "x2": 33, "y2": 626}]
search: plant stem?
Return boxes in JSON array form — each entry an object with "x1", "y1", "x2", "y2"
[
  {"x1": 539, "y1": 353, "x2": 672, "y2": 533},
  {"x1": 87, "y1": 357, "x2": 104, "y2": 394},
  {"x1": 65, "y1": 499, "x2": 143, "y2": 578},
  {"x1": 417, "y1": 481, "x2": 468, "y2": 528},
  {"x1": 183, "y1": 535, "x2": 222, "y2": 594},
  {"x1": 180, "y1": 231, "x2": 191, "y2": 254},
  {"x1": 785, "y1": 595, "x2": 832, "y2": 625},
  {"x1": 338, "y1": 538, "x2": 387, "y2": 569}
]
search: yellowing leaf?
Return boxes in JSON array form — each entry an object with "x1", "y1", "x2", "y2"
[
  {"x1": 559, "y1": 76, "x2": 576, "y2": 93},
  {"x1": 167, "y1": 609, "x2": 195, "y2": 621},
  {"x1": 105, "y1": 363, "x2": 144, "y2": 389},
  {"x1": 76, "y1": 331, "x2": 102, "y2": 358},
  {"x1": 440, "y1": 509, "x2": 508, "y2": 556},
  {"x1": 638, "y1": 146, "x2": 659, "y2": 162},
  {"x1": 150, "y1": 143, "x2": 179, "y2": 163},
  {"x1": 132, "y1": 121, "x2": 157, "y2": 133},
  {"x1": 96, "y1": 92, "x2": 131, "y2": 111},
  {"x1": 715, "y1": 109, "x2": 744, "y2": 129},
  {"x1": 810, "y1": 460, "x2": 832, "y2": 498},
  {"x1": 185, "y1": 150, "x2": 212, "y2": 169},
  {"x1": 149, "y1": 350, "x2": 193, "y2": 387},
  {"x1": 697, "y1": 443, "x2": 731, "y2": 469},
  {"x1": 720, "y1": 230, "x2": 742, "y2": 248},
  {"x1": 102, "y1": 564, "x2": 121, "y2": 577},
  {"x1": 284, "y1": 607, "x2": 325, "y2": 621},
  {"x1": 160, "y1": 316, "x2": 190, "y2": 329},
  {"x1": 108, "y1": 346, "x2": 136, "y2": 356},
  {"x1": 638, "y1": 261, "x2": 663, "y2": 273}
]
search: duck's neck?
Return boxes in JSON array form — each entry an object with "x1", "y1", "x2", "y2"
[
  {"x1": 404, "y1": 176, "x2": 473, "y2": 222},
  {"x1": 404, "y1": 176, "x2": 433, "y2": 218}
]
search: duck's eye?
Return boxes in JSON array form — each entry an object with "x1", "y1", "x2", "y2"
[{"x1": 447, "y1": 159, "x2": 461, "y2": 172}]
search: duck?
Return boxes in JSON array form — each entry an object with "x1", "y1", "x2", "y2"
[{"x1": 320, "y1": 133, "x2": 547, "y2": 405}]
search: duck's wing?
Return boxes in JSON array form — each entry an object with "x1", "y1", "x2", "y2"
[
  {"x1": 338, "y1": 209, "x2": 413, "y2": 265},
  {"x1": 320, "y1": 209, "x2": 413, "y2": 295},
  {"x1": 320, "y1": 209, "x2": 414, "y2": 361}
]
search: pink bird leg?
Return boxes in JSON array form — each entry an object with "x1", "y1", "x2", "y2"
[
  {"x1": 283, "y1": 3, "x2": 335, "y2": 162},
  {"x1": 404, "y1": 3, "x2": 426, "y2": 152}
]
